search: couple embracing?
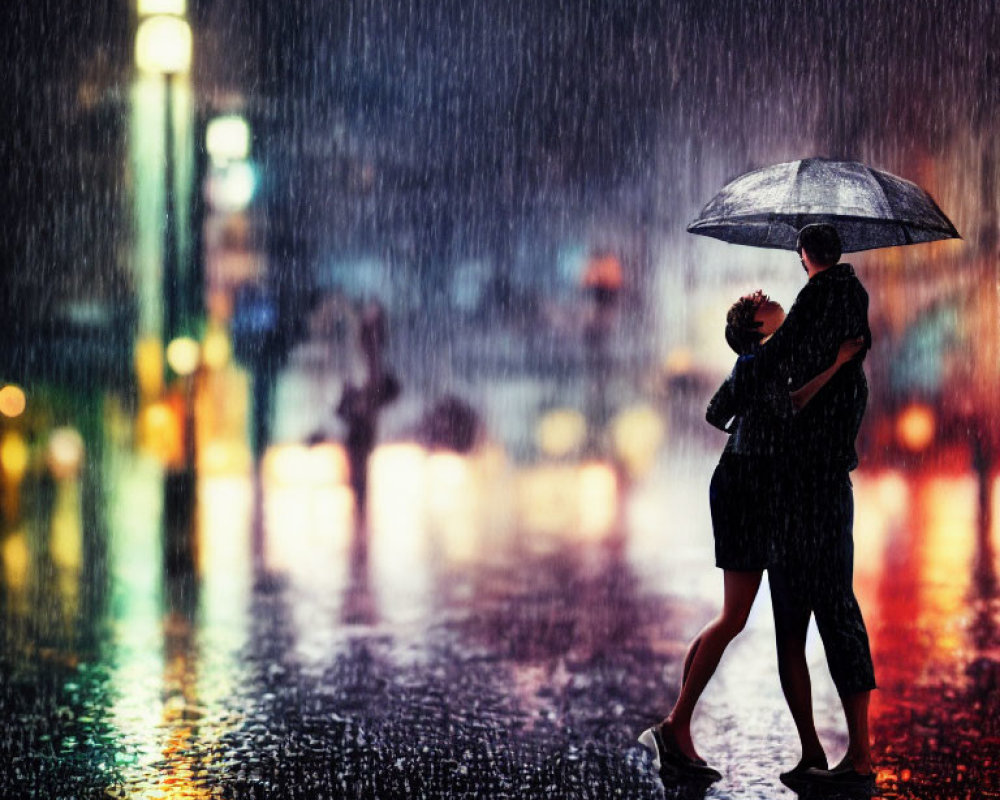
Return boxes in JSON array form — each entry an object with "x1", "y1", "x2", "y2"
[{"x1": 640, "y1": 223, "x2": 877, "y2": 791}]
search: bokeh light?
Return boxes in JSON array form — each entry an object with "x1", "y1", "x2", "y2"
[
  {"x1": 46, "y1": 427, "x2": 86, "y2": 480},
  {"x1": 140, "y1": 401, "x2": 183, "y2": 465},
  {"x1": 207, "y1": 162, "x2": 257, "y2": 212},
  {"x1": 166, "y1": 336, "x2": 200, "y2": 376},
  {"x1": 1, "y1": 530, "x2": 30, "y2": 592},
  {"x1": 134, "y1": 336, "x2": 165, "y2": 400},
  {"x1": 0, "y1": 432, "x2": 29, "y2": 480},
  {"x1": 200, "y1": 327, "x2": 231, "y2": 370},
  {"x1": 263, "y1": 442, "x2": 350, "y2": 487},
  {"x1": 138, "y1": 0, "x2": 186, "y2": 15},
  {"x1": 896, "y1": 403, "x2": 935, "y2": 452},
  {"x1": 135, "y1": 15, "x2": 192, "y2": 75},
  {"x1": 0, "y1": 385, "x2": 27, "y2": 418},
  {"x1": 578, "y1": 460, "x2": 618, "y2": 539},
  {"x1": 206, "y1": 115, "x2": 251, "y2": 164},
  {"x1": 611, "y1": 404, "x2": 666, "y2": 478},
  {"x1": 535, "y1": 408, "x2": 587, "y2": 458}
]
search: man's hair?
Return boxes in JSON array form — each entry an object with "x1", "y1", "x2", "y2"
[
  {"x1": 796, "y1": 223, "x2": 842, "y2": 266},
  {"x1": 725, "y1": 290, "x2": 767, "y2": 355}
]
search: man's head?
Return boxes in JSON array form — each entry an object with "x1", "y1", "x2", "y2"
[
  {"x1": 796, "y1": 223, "x2": 842, "y2": 270},
  {"x1": 725, "y1": 290, "x2": 785, "y2": 355}
]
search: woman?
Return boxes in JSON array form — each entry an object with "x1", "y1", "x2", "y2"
[{"x1": 639, "y1": 290, "x2": 864, "y2": 781}]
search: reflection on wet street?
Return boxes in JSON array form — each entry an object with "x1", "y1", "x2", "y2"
[{"x1": 1, "y1": 437, "x2": 997, "y2": 799}]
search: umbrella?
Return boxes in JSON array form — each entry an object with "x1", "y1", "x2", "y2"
[{"x1": 686, "y1": 157, "x2": 960, "y2": 252}]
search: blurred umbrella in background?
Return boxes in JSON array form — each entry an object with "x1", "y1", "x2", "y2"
[{"x1": 687, "y1": 157, "x2": 961, "y2": 252}]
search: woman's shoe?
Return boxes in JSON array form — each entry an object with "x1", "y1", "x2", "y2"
[{"x1": 638, "y1": 725, "x2": 722, "y2": 782}]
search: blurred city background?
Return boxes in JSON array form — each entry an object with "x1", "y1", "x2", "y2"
[{"x1": 0, "y1": 1, "x2": 997, "y2": 798}]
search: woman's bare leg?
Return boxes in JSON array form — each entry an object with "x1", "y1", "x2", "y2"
[
  {"x1": 681, "y1": 633, "x2": 701, "y2": 688},
  {"x1": 771, "y1": 574, "x2": 825, "y2": 767},
  {"x1": 661, "y1": 570, "x2": 762, "y2": 761}
]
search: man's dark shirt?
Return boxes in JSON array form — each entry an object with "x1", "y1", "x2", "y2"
[{"x1": 745, "y1": 263, "x2": 871, "y2": 471}]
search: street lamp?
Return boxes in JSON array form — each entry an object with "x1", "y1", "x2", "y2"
[
  {"x1": 136, "y1": 13, "x2": 192, "y2": 352},
  {"x1": 136, "y1": 12, "x2": 198, "y2": 574}
]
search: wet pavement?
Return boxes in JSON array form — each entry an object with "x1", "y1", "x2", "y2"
[{"x1": 1, "y1": 438, "x2": 998, "y2": 799}]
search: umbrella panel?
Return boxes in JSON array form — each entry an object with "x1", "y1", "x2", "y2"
[{"x1": 687, "y1": 158, "x2": 960, "y2": 252}]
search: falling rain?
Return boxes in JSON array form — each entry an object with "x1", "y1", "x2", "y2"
[{"x1": 1, "y1": 1, "x2": 998, "y2": 798}]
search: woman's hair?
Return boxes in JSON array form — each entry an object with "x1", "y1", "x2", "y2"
[{"x1": 725, "y1": 290, "x2": 768, "y2": 355}]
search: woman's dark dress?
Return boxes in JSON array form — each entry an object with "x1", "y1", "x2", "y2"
[{"x1": 705, "y1": 350, "x2": 791, "y2": 571}]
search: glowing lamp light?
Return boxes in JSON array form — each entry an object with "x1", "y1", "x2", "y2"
[
  {"x1": 141, "y1": 401, "x2": 183, "y2": 465},
  {"x1": 307, "y1": 443, "x2": 350, "y2": 485},
  {"x1": 206, "y1": 162, "x2": 257, "y2": 212},
  {"x1": 0, "y1": 385, "x2": 27, "y2": 418},
  {"x1": 2, "y1": 531, "x2": 30, "y2": 591},
  {"x1": 536, "y1": 408, "x2": 587, "y2": 458},
  {"x1": 263, "y1": 443, "x2": 350, "y2": 487},
  {"x1": 135, "y1": 15, "x2": 192, "y2": 75},
  {"x1": 134, "y1": 336, "x2": 165, "y2": 400},
  {"x1": 166, "y1": 336, "x2": 200, "y2": 376},
  {"x1": 200, "y1": 327, "x2": 231, "y2": 369},
  {"x1": 47, "y1": 428, "x2": 86, "y2": 480},
  {"x1": 206, "y1": 116, "x2": 251, "y2": 164},
  {"x1": 0, "y1": 433, "x2": 29, "y2": 480},
  {"x1": 663, "y1": 347, "x2": 694, "y2": 375},
  {"x1": 581, "y1": 253, "x2": 623, "y2": 290},
  {"x1": 138, "y1": 0, "x2": 186, "y2": 16},
  {"x1": 611, "y1": 404, "x2": 666, "y2": 478},
  {"x1": 896, "y1": 404, "x2": 935, "y2": 452},
  {"x1": 578, "y1": 460, "x2": 618, "y2": 539}
]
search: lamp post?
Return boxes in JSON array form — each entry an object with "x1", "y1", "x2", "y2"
[
  {"x1": 135, "y1": 11, "x2": 192, "y2": 350},
  {"x1": 136, "y1": 10, "x2": 196, "y2": 575}
]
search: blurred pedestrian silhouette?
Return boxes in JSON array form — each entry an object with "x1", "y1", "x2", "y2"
[
  {"x1": 336, "y1": 303, "x2": 400, "y2": 515},
  {"x1": 420, "y1": 395, "x2": 481, "y2": 453}
]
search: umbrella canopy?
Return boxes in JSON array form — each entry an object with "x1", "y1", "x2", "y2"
[{"x1": 686, "y1": 158, "x2": 961, "y2": 253}]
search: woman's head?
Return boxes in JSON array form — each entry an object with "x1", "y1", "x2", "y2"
[{"x1": 725, "y1": 290, "x2": 785, "y2": 354}]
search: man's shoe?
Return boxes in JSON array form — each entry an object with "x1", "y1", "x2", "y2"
[
  {"x1": 802, "y1": 764, "x2": 876, "y2": 792},
  {"x1": 779, "y1": 754, "x2": 829, "y2": 788},
  {"x1": 638, "y1": 725, "x2": 722, "y2": 782}
]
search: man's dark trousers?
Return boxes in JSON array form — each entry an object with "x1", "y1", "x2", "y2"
[{"x1": 769, "y1": 465, "x2": 876, "y2": 697}]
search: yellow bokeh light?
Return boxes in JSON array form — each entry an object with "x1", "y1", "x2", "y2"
[
  {"x1": 611, "y1": 404, "x2": 666, "y2": 478},
  {"x1": 0, "y1": 384, "x2": 27, "y2": 418},
  {"x1": 134, "y1": 336, "x2": 165, "y2": 400},
  {"x1": 263, "y1": 442, "x2": 350, "y2": 487},
  {"x1": 896, "y1": 404, "x2": 935, "y2": 452},
  {"x1": 206, "y1": 115, "x2": 251, "y2": 163},
  {"x1": 51, "y1": 481, "x2": 83, "y2": 574},
  {"x1": 579, "y1": 460, "x2": 618, "y2": 539},
  {"x1": 2, "y1": 531, "x2": 30, "y2": 592},
  {"x1": 47, "y1": 427, "x2": 86, "y2": 480},
  {"x1": 140, "y1": 401, "x2": 183, "y2": 465},
  {"x1": 516, "y1": 464, "x2": 580, "y2": 538},
  {"x1": 138, "y1": 0, "x2": 186, "y2": 16},
  {"x1": 200, "y1": 327, "x2": 231, "y2": 370},
  {"x1": 166, "y1": 336, "x2": 201, "y2": 376},
  {"x1": 0, "y1": 432, "x2": 29, "y2": 480},
  {"x1": 207, "y1": 162, "x2": 257, "y2": 211},
  {"x1": 535, "y1": 408, "x2": 587, "y2": 458},
  {"x1": 663, "y1": 347, "x2": 694, "y2": 375},
  {"x1": 135, "y1": 15, "x2": 192, "y2": 75}
]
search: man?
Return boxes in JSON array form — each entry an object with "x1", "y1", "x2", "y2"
[{"x1": 748, "y1": 223, "x2": 876, "y2": 790}]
